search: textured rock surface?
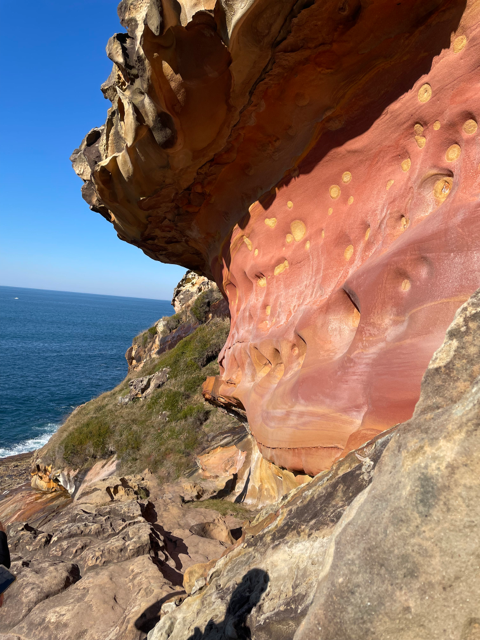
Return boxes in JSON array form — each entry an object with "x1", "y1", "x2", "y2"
[
  {"x1": 0, "y1": 453, "x2": 33, "y2": 492},
  {"x1": 126, "y1": 271, "x2": 225, "y2": 373},
  {"x1": 191, "y1": 428, "x2": 312, "y2": 509},
  {"x1": 147, "y1": 287, "x2": 480, "y2": 640},
  {"x1": 126, "y1": 319, "x2": 198, "y2": 372},
  {"x1": 171, "y1": 272, "x2": 219, "y2": 315},
  {"x1": 0, "y1": 472, "x2": 244, "y2": 640},
  {"x1": 73, "y1": 0, "x2": 480, "y2": 474},
  {"x1": 120, "y1": 368, "x2": 170, "y2": 403}
]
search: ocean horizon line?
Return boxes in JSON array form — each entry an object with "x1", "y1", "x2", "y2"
[{"x1": 0, "y1": 284, "x2": 171, "y2": 303}]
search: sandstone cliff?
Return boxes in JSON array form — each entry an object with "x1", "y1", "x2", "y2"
[
  {"x1": 146, "y1": 287, "x2": 480, "y2": 640},
  {"x1": 60, "y1": 0, "x2": 480, "y2": 635},
  {"x1": 73, "y1": 0, "x2": 480, "y2": 475},
  {"x1": 2, "y1": 287, "x2": 479, "y2": 639}
]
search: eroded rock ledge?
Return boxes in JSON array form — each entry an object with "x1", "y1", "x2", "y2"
[{"x1": 73, "y1": 0, "x2": 480, "y2": 474}]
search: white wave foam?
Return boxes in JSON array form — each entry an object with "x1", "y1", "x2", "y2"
[{"x1": 0, "y1": 423, "x2": 59, "y2": 458}]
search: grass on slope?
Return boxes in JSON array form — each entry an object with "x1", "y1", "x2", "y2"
[{"x1": 58, "y1": 318, "x2": 236, "y2": 482}]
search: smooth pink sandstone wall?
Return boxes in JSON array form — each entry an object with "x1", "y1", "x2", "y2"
[{"x1": 212, "y1": 28, "x2": 480, "y2": 475}]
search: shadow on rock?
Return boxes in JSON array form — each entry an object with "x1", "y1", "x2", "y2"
[
  {"x1": 135, "y1": 591, "x2": 186, "y2": 634},
  {"x1": 188, "y1": 568, "x2": 269, "y2": 640}
]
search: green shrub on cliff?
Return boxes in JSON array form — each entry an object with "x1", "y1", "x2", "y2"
[
  {"x1": 56, "y1": 317, "x2": 235, "y2": 481},
  {"x1": 190, "y1": 289, "x2": 220, "y2": 323},
  {"x1": 63, "y1": 418, "x2": 112, "y2": 466}
]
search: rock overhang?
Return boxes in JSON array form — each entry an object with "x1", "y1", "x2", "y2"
[{"x1": 73, "y1": 0, "x2": 480, "y2": 474}]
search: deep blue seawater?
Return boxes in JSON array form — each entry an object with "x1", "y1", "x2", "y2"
[{"x1": 0, "y1": 286, "x2": 174, "y2": 458}]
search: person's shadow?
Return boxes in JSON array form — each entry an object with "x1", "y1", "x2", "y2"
[{"x1": 187, "y1": 568, "x2": 269, "y2": 640}]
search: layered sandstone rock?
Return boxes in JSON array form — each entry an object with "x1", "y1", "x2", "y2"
[
  {"x1": 73, "y1": 0, "x2": 480, "y2": 473},
  {"x1": 0, "y1": 472, "x2": 244, "y2": 640},
  {"x1": 190, "y1": 427, "x2": 312, "y2": 509},
  {"x1": 147, "y1": 287, "x2": 480, "y2": 640}
]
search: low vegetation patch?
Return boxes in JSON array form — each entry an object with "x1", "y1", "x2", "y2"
[
  {"x1": 188, "y1": 498, "x2": 252, "y2": 520},
  {"x1": 56, "y1": 318, "x2": 236, "y2": 482},
  {"x1": 190, "y1": 288, "x2": 221, "y2": 324}
]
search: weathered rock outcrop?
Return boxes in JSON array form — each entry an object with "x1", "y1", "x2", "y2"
[
  {"x1": 171, "y1": 273, "x2": 219, "y2": 315},
  {"x1": 0, "y1": 473, "x2": 244, "y2": 640},
  {"x1": 189, "y1": 427, "x2": 312, "y2": 510},
  {"x1": 73, "y1": 0, "x2": 480, "y2": 474},
  {"x1": 119, "y1": 368, "x2": 170, "y2": 403},
  {"x1": 126, "y1": 271, "x2": 225, "y2": 373},
  {"x1": 145, "y1": 287, "x2": 480, "y2": 640}
]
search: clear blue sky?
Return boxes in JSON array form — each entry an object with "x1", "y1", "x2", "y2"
[{"x1": 0, "y1": 0, "x2": 186, "y2": 301}]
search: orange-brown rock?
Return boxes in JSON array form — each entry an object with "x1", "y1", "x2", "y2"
[
  {"x1": 73, "y1": 0, "x2": 480, "y2": 474},
  {"x1": 191, "y1": 427, "x2": 312, "y2": 509}
]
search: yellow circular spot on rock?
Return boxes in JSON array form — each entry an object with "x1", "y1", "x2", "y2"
[
  {"x1": 329, "y1": 185, "x2": 341, "y2": 199},
  {"x1": 415, "y1": 136, "x2": 426, "y2": 149},
  {"x1": 305, "y1": 240, "x2": 311, "y2": 250},
  {"x1": 347, "y1": 196, "x2": 354, "y2": 205},
  {"x1": 418, "y1": 84, "x2": 432, "y2": 103},
  {"x1": 446, "y1": 144, "x2": 461, "y2": 162},
  {"x1": 463, "y1": 119, "x2": 478, "y2": 135},
  {"x1": 254, "y1": 248, "x2": 259, "y2": 256},
  {"x1": 291, "y1": 220, "x2": 307, "y2": 241},
  {"x1": 433, "y1": 120, "x2": 441, "y2": 131},
  {"x1": 351, "y1": 308, "x2": 361, "y2": 328},
  {"x1": 401, "y1": 279, "x2": 411, "y2": 291},
  {"x1": 453, "y1": 35, "x2": 467, "y2": 53},
  {"x1": 287, "y1": 201, "x2": 293, "y2": 209},
  {"x1": 264, "y1": 217, "x2": 277, "y2": 228},
  {"x1": 274, "y1": 260, "x2": 289, "y2": 276},
  {"x1": 414, "y1": 123, "x2": 424, "y2": 135},
  {"x1": 401, "y1": 216, "x2": 409, "y2": 230},
  {"x1": 328, "y1": 207, "x2": 333, "y2": 215},
  {"x1": 266, "y1": 306, "x2": 271, "y2": 316},
  {"x1": 321, "y1": 229, "x2": 325, "y2": 238},
  {"x1": 365, "y1": 227, "x2": 371, "y2": 240},
  {"x1": 386, "y1": 179, "x2": 394, "y2": 190},
  {"x1": 257, "y1": 277, "x2": 266, "y2": 288},
  {"x1": 434, "y1": 177, "x2": 453, "y2": 203},
  {"x1": 243, "y1": 236, "x2": 253, "y2": 251},
  {"x1": 342, "y1": 171, "x2": 352, "y2": 184},
  {"x1": 286, "y1": 233, "x2": 294, "y2": 244},
  {"x1": 401, "y1": 159, "x2": 411, "y2": 172},
  {"x1": 344, "y1": 245, "x2": 354, "y2": 261}
]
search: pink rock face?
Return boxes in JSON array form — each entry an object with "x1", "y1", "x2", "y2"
[
  {"x1": 213, "y1": 27, "x2": 480, "y2": 474},
  {"x1": 74, "y1": 0, "x2": 480, "y2": 475}
]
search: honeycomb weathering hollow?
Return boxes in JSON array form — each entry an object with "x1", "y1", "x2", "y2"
[{"x1": 73, "y1": 0, "x2": 480, "y2": 475}]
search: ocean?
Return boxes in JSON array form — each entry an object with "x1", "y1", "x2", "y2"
[{"x1": 0, "y1": 286, "x2": 174, "y2": 458}]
